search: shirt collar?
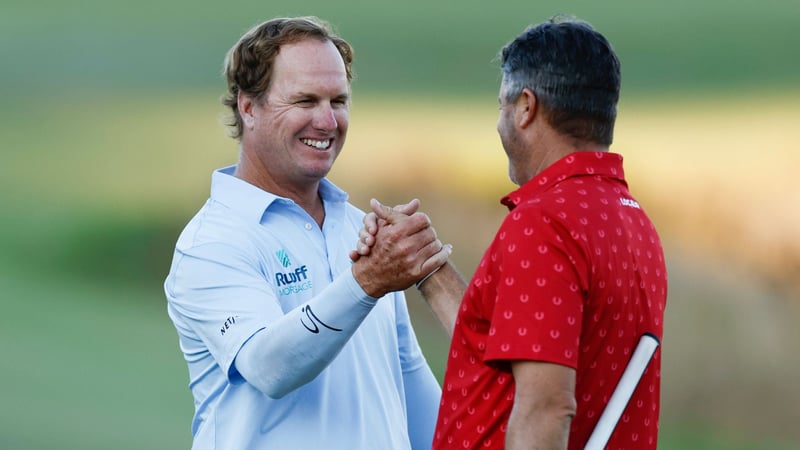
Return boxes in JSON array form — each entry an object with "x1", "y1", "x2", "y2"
[
  {"x1": 210, "y1": 165, "x2": 348, "y2": 223},
  {"x1": 501, "y1": 151, "x2": 626, "y2": 210}
]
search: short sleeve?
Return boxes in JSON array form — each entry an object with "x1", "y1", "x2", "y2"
[{"x1": 484, "y1": 206, "x2": 587, "y2": 369}]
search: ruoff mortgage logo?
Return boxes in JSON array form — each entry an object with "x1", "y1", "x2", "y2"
[
  {"x1": 274, "y1": 249, "x2": 312, "y2": 296},
  {"x1": 276, "y1": 249, "x2": 291, "y2": 268}
]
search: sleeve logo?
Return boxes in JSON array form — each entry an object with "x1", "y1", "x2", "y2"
[{"x1": 220, "y1": 315, "x2": 239, "y2": 336}]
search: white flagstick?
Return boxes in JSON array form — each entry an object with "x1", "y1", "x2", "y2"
[{"x1": 584, "y1": 333, "x2": 660, "y2": 450}]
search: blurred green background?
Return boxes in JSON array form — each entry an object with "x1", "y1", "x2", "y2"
[{"x1": 2, "y1": 1, "x2": 799, "y2": 449}]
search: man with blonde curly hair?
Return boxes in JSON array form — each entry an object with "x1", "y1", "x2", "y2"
[{"x1": 165, "y1": 16, "x2": 449, "y2": 450}]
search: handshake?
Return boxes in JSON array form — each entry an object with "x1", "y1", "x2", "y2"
[{"x1": 349, "y1": 198, "x2": 452, "y2": 299}]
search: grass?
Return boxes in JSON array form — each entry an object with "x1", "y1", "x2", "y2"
[
  {"x1": 0, "y1": 264, "x2": 192, "y2": 450},
  {"x1": 1, "y1": 0, "x2": 798, "y2": 96},
  {"x1": 2, "y1": 90, "x2": 800, "y2": 448},
  {"x1": 615, "y1": 91, "x2": 800, "y2": 294}
]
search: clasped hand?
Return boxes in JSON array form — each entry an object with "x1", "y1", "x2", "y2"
[{"x1": 350, "y1": 199, "x2": 451, "y2": 298}]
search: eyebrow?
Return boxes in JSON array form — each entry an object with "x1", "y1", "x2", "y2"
[
  {"x1": 291, "y1": 92, "x2": 350, "y2": 102},
  {"x1": 333, "y1": 93, "x2": 350, "y2": 102}
]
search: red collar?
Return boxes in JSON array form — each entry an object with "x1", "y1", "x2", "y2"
[{"x1": 501, "y1": 152, "x2": 626, "y2": 210}]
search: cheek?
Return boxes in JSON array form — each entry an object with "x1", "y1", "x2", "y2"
[
  {"x1": 497, "y1": 113, "x2": 510, "y2": 139},
  {"x1": 497, "y1": 108, "x2": 512, "y2": 130},
  {"x1": 336, "y1": 111, "x2": 349, "y2": 131}
]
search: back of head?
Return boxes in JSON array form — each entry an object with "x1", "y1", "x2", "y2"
[
  {"x1": 500, "y1": 15, "x2": 621, "y2": 146},
  {"x1": 221, "y1": 16, "x2": 354, "y2": 140}
]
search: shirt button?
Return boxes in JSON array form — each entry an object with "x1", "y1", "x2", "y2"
[{"x1": 304, "y1": 223, "x2": 313, "y2": 230}]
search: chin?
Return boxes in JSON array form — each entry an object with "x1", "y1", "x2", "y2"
[{"x1": 508, "y1": 167, "x2": 519, "y2": 186}]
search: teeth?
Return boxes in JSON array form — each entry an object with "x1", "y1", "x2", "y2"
[{"x1": 302, "y1": 139, "x2": 330, "y2": 149}]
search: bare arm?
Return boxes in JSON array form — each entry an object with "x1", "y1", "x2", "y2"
[
  {"x1": 352, "y1": 199, "x2": 464, "y2": 336},
  {"x1": 351, "y1": 199, "x2": 449, "y2": 298},
  {"x1": 416, "y1": 261, "x2": 466, "y2": 337},
  {"x1": 506, "y1": 361, "x2": 577, "y2": 450}
]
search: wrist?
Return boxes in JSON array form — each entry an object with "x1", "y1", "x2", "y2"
[
  {"x1": 351, "y1": 261, "x2": 385, "y2": 299},
  {"x1": 415, "y1": 264, "x2": 443, "y2": 290},
  {"x1": 343, "y1": 267, "x2": 381, "y2": 304}
]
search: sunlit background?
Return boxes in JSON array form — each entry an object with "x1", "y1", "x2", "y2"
[{"x1": 1, "y1": 1, "x2": 798, "y2": 449}]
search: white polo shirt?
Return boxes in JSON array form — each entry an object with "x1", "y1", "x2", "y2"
[{"x1": 164, "y1": 166, "x2": 439, "y2": 450}]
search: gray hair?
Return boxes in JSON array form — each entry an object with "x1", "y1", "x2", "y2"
[{"x1": 499, "y1": 15, "x2": 621, "y2": 145}]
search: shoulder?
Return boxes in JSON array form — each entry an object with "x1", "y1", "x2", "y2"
[
  {"x1": 177, "y1": 201, "x2": 234, "y2": 245},
  {"x1": 174, "y1": 199, "x2": 273, "y2": 264}
]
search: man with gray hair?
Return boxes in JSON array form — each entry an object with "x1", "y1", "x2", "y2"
[{"x1": 358, "y1": 15, "x2": 668, "y2": 449}]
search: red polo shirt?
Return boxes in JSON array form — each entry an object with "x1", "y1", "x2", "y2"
[{"x1": 432, "y1": 152, "x2": 667, "y2": 450}]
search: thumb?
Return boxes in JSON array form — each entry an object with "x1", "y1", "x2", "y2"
[{"x1": 370, "y1": 198, "x2": 406, "y2": 224}]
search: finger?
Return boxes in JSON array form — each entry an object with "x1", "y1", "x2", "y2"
[
  {"x1": 401, "y1": 212, "x2": 433, "y2": 236},
  {"x1": 413, "y1": 237, "x2": 443, "y2": 263},
  {"x1": 371, "y1": 198, "x2": 423, "y2": 227},
  {"x1": 362, "y1": 212, "x2": 379, "y2": 235},
  {"x1": 392, "y1": 198, "x2": 420, "y2": 216},
  {"x1": 357, "y1": 240, "x2": 372, "y2": 256},
  {"x1": 353, "y1": 223, "x2": 377, "y2": 259},
  {"x1": 419, "y1": 244, "x2": 453, "y2": 276},
  {"x1": 359, "y1": 227, "x2": 376, "y2": 247},
  {"x1": 370, "y1": 198, "x2": 395, "y2": 222}
]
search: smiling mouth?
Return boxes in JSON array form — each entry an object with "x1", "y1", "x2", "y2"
[{"x1": 301, "y1": 138, "x2": 331, "y2": 150}]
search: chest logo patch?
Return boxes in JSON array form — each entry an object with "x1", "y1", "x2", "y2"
[{"x1": 276, "y1": 249, "x2": 291, "y2": 268}]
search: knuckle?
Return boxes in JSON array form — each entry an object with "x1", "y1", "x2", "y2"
[{"x1": 409, "y1": 213, "x2": 427, "y2": 225}]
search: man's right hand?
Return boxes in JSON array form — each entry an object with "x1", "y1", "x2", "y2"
[
  {"x1": 351, "y1": 199, "x2": 450, "y2": 298},
  {"x1": 349, "y1": 198, "x2": 418, "y2": 261}
]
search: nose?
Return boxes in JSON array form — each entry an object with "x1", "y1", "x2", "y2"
[{"x1": 313, "y1": 103, "x2": 337, "y2": 131}]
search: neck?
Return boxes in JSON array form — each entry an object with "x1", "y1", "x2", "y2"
[
  {"x1": 519, "y1": 130, "x2": 610, "y2": 185},
  {"x1": 234, "y1": 150, "x2": 326, "y2": 228}
]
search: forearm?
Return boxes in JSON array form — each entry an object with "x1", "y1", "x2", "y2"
[
  {"x1": 505, "y1": 405, "x2": 573, "y2": 450},
  {"x1": 235, "y1": 270, "x2": 377, "y2": 398},
  {"x1": 506, "y1": 361, "x2": 577, "y2": 449},
  {"x1": 417, "y1": 261, "x2": 466, "y2": 337}
]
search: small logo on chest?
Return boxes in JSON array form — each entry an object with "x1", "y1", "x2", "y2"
[
  {"x1": 620, "y1": 197, "x2": 641, "y2": 209},
  {"x1": 275, "y1": 249, "x2": 291, "y2": 268}
]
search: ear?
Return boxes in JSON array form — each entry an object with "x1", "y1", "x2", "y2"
[
  {"x1": 238, "y1": 91, "x2": 256, "y2": 129},
  {"x1": 515, "y1": 87, "x2": 538, "y2": 128}
]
